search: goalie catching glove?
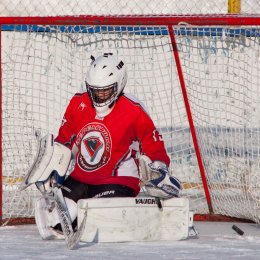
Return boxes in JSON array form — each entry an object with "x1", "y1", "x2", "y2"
[{"x1": 139, "y1": 155, "x2": 182, "y2": 199}]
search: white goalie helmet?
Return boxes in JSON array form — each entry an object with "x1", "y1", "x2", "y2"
[{"x1": 85, "y1": 53, "x2": 127, "y2": 117}]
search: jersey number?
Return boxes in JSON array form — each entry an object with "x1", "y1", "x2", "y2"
[{"x1": 153, "y1": 129, "x2": 163, "y2": 142}]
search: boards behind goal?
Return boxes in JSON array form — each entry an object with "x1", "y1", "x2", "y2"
[{"x1": 1, "y1": 15, "x2": 260, "y2": 224}]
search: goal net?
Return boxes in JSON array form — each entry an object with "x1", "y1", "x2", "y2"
[{"x1": 1, "y1": 1, "x2": 260, "y2": 224}]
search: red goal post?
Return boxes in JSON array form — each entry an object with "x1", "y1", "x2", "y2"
[
  {"x1": 0, "y1": 15, "x2": 260, "y2": 224},
  {"x1": 0, "y1": 15, "x2": 259, "y2": 26}
]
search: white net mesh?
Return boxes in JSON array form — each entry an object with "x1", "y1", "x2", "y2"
[
  {"x1": 176, "y1": 26, "x2": 260, "y2": 221},
  {"x1": 2, "y1": 26, "x2": 87, "y2": 221},
  {"x1": 1, "y1": 21, "x2": 260, "y2": 223},
  {"x1": 1, "y1": 0, "x2": 260, "y2": 224}
]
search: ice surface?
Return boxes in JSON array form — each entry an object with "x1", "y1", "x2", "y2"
[{"x1": 1, "y1": 222, "x2": 260, "y2": 260}]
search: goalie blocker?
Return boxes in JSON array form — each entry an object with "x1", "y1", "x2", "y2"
[{"x1": 20, "y1": 132, "x2": 72, "y2": 192}]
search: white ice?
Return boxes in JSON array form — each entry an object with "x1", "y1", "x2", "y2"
[{"x1": 1, "y1": 221, "x2": 260, "y2": 260}]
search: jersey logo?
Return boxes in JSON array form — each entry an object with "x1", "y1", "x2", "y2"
[
  {"x1": 152, "y1": 129, "x2": 163, "y2": 142},
  {"x1": 83, "y1": 137, "x2": 103, "y2": 162},
  {"x1": 76, "y1": 122, "x2": 112, "y2": 171},
  {"x1": 79, "y1": 102, "x2": 87, "y2": 111}
]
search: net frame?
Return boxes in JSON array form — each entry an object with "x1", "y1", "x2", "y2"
[{"x1": 0, "y1": 15, "x2": 260, "y2": 224}]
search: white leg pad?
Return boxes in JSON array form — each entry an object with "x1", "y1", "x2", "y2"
[{"x1": 78, "y1": 197, "x2": 192, "y2": 243}]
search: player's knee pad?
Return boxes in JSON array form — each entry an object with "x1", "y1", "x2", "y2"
[{"x1": 35, "y1": 196, "x2": 78, "y2": 240}]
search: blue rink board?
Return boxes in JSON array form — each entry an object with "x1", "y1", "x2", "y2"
[{"x1": 2, "y1": 24, "x2": 260, "y2": 37}]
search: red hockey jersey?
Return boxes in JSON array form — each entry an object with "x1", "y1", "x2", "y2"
[{"x1": 55, "y1": 92, "x2": 170, "y2": 195}]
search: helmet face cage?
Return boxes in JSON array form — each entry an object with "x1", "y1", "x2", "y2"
[{"x1": 87, "y1": 82, "x2": 118, "y2": 107}]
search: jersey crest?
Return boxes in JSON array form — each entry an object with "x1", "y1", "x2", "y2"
[
  {"x1": 83, "y1": 137, "x2": 103, "y2": 162},
  {"x1": 76, "y1": 122, "x2": 112, "y2": 171}
]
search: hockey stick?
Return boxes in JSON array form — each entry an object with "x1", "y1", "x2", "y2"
[{"x1": 52, "y1": 185, "x2": 87, "y2": 250}]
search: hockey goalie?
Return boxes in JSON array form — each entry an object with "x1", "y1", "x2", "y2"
[{"x1": 21, "y1": 54, "x2": 192, "y2": 248}]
